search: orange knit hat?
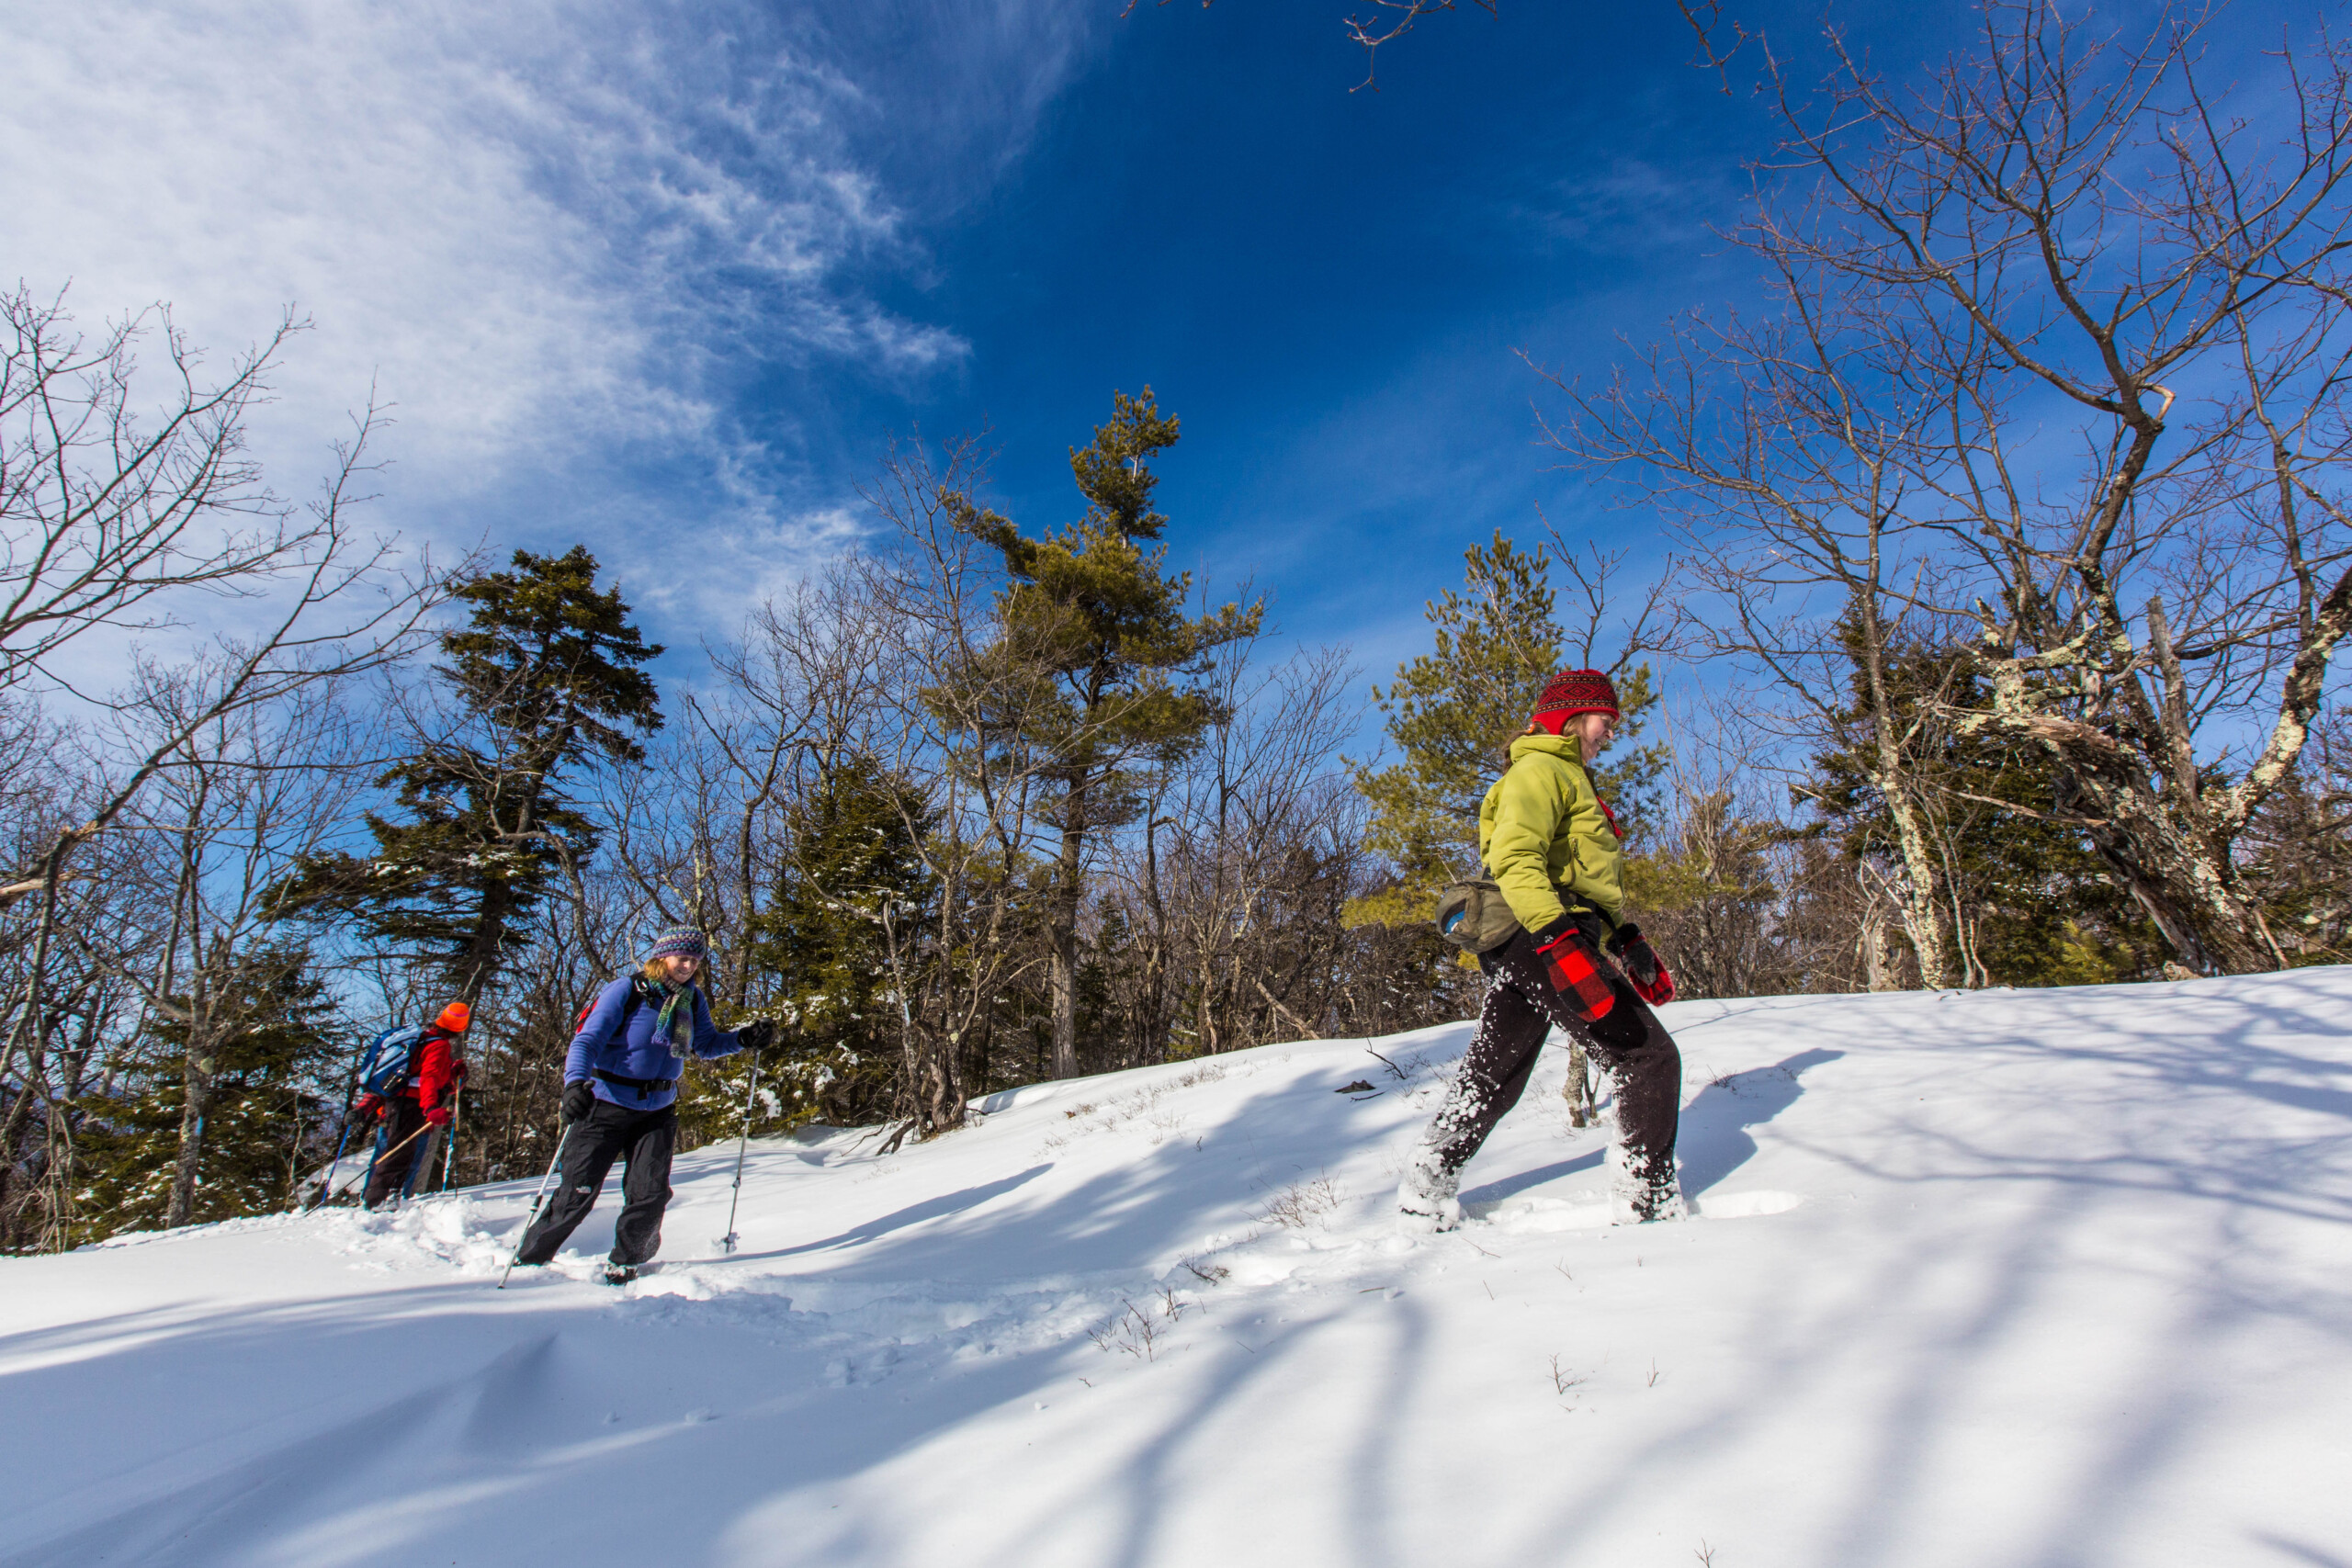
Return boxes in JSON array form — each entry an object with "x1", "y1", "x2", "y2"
[{"x1": 435, "y1": 1001, "x2": 472, "y2": 1034}]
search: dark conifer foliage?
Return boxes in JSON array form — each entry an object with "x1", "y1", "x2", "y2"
[
  {"x1": 275, "y1": 547, "x2": 662, "y2": 1001},
  {"x1": 1802, "y1": 628, "x2": 2163, "y2": 988},
  {"x1": 944, "y1": 389, "x2": 1263, "y2": 1077},
  {"x1": 69, "y1": 954, "x2": 344, "y2": 1240},
  {"x1": 693, "y1": 755, "x2": 938, "y2": 1140}
]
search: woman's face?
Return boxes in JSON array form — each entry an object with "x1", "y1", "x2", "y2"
[
  {"x1": 1573, "y1": 710, "x2": 1619, "y2": 759},
  {"x1": 660, "y1": 953, "x2": 701, "y2": 985}
]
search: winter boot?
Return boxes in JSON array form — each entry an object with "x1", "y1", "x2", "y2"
[
  {"x1": 1396, "y1": 1146, "x2": 1464, "y2": 1234},
  {"x1": 1610, "y1": 1143, "x2": 1686, "y2": 1224},
  {"x1": 601, "y1": 1263, "x2": 639, "y2": 1287}
]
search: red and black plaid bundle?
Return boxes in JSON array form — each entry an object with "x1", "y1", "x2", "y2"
[{"x1": 1535, "y1": 929, "x2": 1617, "y2": 1021}]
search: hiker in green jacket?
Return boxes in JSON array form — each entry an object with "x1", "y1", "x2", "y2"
[{"x1": 1398, "y1": 668, "x2": 1685, "y2": 1231}]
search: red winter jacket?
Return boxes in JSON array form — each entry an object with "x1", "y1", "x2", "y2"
[{"x1": 404, "y1": 1031, "x2": 466, "y2": 1109}]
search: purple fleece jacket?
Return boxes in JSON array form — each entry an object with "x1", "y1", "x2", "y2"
[{"x1": 563, "y1": 976, "x2": 742, "y2": 1111}]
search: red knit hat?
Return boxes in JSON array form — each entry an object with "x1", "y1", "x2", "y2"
[{"x1": 1531, "y1": 669, "x2": 1620, "y2": 732}]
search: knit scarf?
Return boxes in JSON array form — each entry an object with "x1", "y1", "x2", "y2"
[{"x1": 645, "y1": 976, "x2": 698, "y2": 1049}]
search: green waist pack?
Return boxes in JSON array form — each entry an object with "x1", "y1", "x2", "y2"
[{"x1": 1434, "y1": 879, "x2": 1522, "y2": 954}]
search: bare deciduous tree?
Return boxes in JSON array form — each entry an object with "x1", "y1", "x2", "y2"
[
  {"x1": 70, "y1": 671, "x2": 368, "y2": 1227},
  {"x1": 1, "y1": 288, "x2": 319, "y2": 694},
  {"x1": 1559, "y1": 0, "x2": 2352, "y2": 977}
]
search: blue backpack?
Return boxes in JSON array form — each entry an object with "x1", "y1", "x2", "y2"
[{"x1": 357, "y1": 1024, "x2": 431, "y2": 1099}]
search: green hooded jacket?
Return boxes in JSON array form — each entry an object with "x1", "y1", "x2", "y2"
[{"x1": 1477, "y1": 732, "x2": 1623, "y2": 931}]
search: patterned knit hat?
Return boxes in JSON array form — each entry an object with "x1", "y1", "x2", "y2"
[
  {"x1": 1532, "y1": 669, "x2": 1621, "y2": 728},
  {"x1": 647, "y1": 926, "x2": 709, "y2": 964}
]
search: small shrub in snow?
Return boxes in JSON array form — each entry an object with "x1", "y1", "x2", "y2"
[
  {"x1": 1088, "y1": 1292, "x2": 1185, "y2": 1361},
  {"x1": 1261, "y1": 1175, "x2": 1340, "y2": 1229},
  {"x1": 1047, "y1": 1067, "x2": 1229, "y2": 1145}
]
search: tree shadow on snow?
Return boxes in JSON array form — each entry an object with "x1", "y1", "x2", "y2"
[
  {"x1": 1487, "y1": 969, "x2": 2352, "y2": 1568},
  {"x1": 0, "y1": 1067, "x2": 1413, "y2": 1568},
  {"x1": 1460, "y1": 1150, "x2": 1602, "y2": 1208},
  {"x1": 1675, "y1": 1046, "x2": 1844, "y2": 1196},
  {"x1": 727, "y1": 1165, "x2": 1053, "y2": 1261}
]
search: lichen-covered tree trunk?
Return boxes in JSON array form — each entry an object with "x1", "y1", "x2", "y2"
[
  {"x1": 1562, "y1": 1037, "x2": 1592, "y2": 1127},
  {"x1": 1880, "y1": 784, "x2": 1954, "y2": 991},
  {"x1": 2068, "y1": 774, "x2": 2277, "y2": 976}
]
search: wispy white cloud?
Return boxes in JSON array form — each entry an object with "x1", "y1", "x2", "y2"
[{"x1": 1, "y1": 0, "x2": 1096, "y2": 630}]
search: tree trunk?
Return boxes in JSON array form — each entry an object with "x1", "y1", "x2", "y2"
[
  {"x1": 1882, "y1": 786, "x2": 1955, "y2": 990},
  {"x1": 922, "y1": 1028, "x2": 965, "y2": 1133},
  {"x1": 1856, "y1": 604, "x2": 1954, "y2": 990},
  {"x1": 1047, "y1": 787, "x2": 1087, "y2": 1079},
  {"x1": 1562, "y1": 1037, "x2": 1592, "y2": 1127},
  {"x1": 2079, "y1": 795, "x2": 2274, "y2": 976},
  {"x1": 458, "y1": 875, "x2": 515, "y2": 1005},
  {"x1": 166, "y1": 1021, "x2": 219, "y2": 1229}
]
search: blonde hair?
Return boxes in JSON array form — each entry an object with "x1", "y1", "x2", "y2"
[{"x1": 641, "y1": 956, "x2": 707, "y2": 985}]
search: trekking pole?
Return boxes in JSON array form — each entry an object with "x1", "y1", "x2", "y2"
[
  {"x1": 343, "y1": 1114, "x2": 397, "y2": 1209},
  {"x1": 438, "y1": 1092, "x2": 463, "y2": 1195},
  {"x1": 304, "y1": 1108, "x2": 365, "y2": 1213},
  {"x1": 718, "y1": 1050, "x2": 761, "y2": 1254},
  {"x1": 301, "y1": 1037, "x2": 378, "y2": 1213},
  {"x1": 498, "y1": 1122, "x2": 573, "y2": 1290},
  {"x1": 365, "y1": 1119, "x2": 435, "y2": 1205}
]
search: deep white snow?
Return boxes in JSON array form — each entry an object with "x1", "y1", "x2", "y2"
[{"x1": 5, "y1": 969, "x2": 2351, "y2": 1568}]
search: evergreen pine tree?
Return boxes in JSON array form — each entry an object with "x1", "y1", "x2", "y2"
[
  {"x1": 1351, "y1": 533, "x2": 1665, "y2": 931},
  {"x1": 684, "y1": 755, "x2": 939, "y2": 1142},
  {"x1": 72, "y1": 953, "x2": 344, "y2": 1241},
  {"x1": 276, "y1": 547, "x2": 662, "y2": 1001},
  {"x1": 945, "y1": 389, "x2": 1261, "y2": 1077}
]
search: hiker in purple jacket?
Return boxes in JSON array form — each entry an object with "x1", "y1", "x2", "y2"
[{"x1": 513, "y1": 927, "x2": 773, "y2": 1283}]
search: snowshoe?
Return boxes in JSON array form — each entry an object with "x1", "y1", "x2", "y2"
[
  {"x1": 1617, "y1": 1182, "x2": 1686, "y2": 1224},
  {"x1": 1396, "y1": 1151, "x2": 1463, "y2": 1234},
  {"x1": 601, "y1": 1263, "x2": 639, "y2": 1287},
  {"x1": 1611, "y1": 1159, "x2": 1687, "y2": 1224}
]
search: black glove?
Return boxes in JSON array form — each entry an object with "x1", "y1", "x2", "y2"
[
  {"x1": 734, "y1": 1017, "x2": 775, "y2": 1054},
  {"x1": 1607, "y1": 922, "x2": 1661, "y2": 986},
  {"x1": 1527, "y1": 911, "x2": 1579, "y2": 946},
  {"x1": 561, "y1": 1080, "x2": 595, "y2": 1123}
]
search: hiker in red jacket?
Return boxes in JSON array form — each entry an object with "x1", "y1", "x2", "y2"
[{"x1": 357, "y1": 1001, "x2": 472, "y2": 1208}]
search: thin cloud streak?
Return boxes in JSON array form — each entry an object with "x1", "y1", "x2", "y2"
[{"x1": 1, "y1": 0, "x2": 1100, "y2": 644}]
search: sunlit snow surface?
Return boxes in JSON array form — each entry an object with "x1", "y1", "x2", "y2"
[{"x1": 6, "y1": 972, "x2": 2350, "y2": 1567}]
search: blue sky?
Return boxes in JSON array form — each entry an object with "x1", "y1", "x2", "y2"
[{"x1": 1, "y1": 0, "x2": 2252, "y2": 715}]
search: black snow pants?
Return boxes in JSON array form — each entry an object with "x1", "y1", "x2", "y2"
[
  {"x1": 514, "y1": 1099, "x2": 679, "y2": 1267},
  {"x1": 1423, "y1": 922, "x2": 1682, "y2": 1190},
  {"x1": 361, "y1": 1096, "x2": 432, "y2": 1209}
]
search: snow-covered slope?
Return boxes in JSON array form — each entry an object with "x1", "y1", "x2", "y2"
[{"x1": 5, "y1": 971, "x2": 2351, "y2": 1568}]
